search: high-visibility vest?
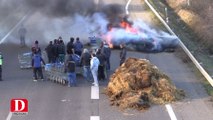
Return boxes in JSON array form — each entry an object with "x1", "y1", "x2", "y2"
[{"x1": 0, "y1": 54, "x2": 2, "y2": 65}]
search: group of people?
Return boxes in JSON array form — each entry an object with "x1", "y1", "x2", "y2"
[
  {"x1": 64, "y1": 40, "x2": 128, "y2": 87},
  {"x1": 0, "y1": 36, "x2": 127, "y2": 85},
  {"x1": 79, "y1": 42, "x2": 112, "y2": 87},
  {"x1": 45, "y1": 37, "x2": 83, "y2": 64},
  {"x1": 64, "y1": 40, "x2": 112, "y2": 87},
  {"x1": 31, "y1": 36, "x2": 112, "y2": 87}
]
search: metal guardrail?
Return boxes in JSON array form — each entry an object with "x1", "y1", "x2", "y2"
[{"x1": 145, "y1": 0, "x2": 213, "y2": 87}]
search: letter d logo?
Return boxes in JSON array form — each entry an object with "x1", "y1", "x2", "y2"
[{"x1": 11, "y1": 99, "x2": 28, "y2": 113}]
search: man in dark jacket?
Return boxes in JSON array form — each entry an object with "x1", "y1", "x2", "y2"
[
  {"x1": 53, "y1": 39, "x2": 59, "y2": 63},
  {"x1": 45, "y1": 41, "x2": 54, "y2": 63},
  {"x1": 80, "y1": 48, "x2": 92, "y2": 82},
  {"x1": 58, "y1": 40, "x2": 66, "y2": 63},
  {"x1": 67, "y1": 37, "x2": 75, "y2": 54},
  {"x1": 101, "y1": 42, "x2": 111, "y2": 71},
  {"x1": 96, "y1": 49, "x2": 105, "y2": 81},
  {"x1": 74, "y1": 37, "x2": 83, "y2": 56},
  {"x1": 65, "y1": 51, "x2": 76, "y2": 87},
  {"x1": 32, "y1": 51, "x2": 45, "y2": 81},
  {"x1": 120, "y1": 43, "x2": 127, "y2": 66}
]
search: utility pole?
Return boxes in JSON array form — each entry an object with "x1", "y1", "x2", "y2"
[
  {"x1": 165, "y1": 7, "x2": 169, "y2": 23},
  {"x1": 187, "y1": 0, "x2": 190, "y2": 6}
]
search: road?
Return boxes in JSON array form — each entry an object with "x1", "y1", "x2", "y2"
[{"x1": 1, "y1": 0, "x2": 213, "y2": 120}]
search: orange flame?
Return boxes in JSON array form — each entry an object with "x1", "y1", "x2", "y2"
[
  {"x1": 104, "y1": 20, "x2": 139, "y2": 48},
  {"x1": 120, "y1": 21, "x2": 138, "y2": 34}
]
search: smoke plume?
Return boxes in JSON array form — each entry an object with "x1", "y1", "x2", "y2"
[
  {"x1": 0, "y1": 0, "x2": 177, "y2": 52},
  {"x1": 22, "y1": 0, "x2": 97, "y2": 17},
  {"x1": 0, "y1": 0, "x2": 125, "y2": 45}
]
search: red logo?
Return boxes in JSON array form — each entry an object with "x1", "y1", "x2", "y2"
[{"x1": 11, "y1": 99, "x2": 28, "y2": 113}]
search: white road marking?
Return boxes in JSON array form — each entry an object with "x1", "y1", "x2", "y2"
[
  {"x1": 90, "y1": 116, "x2": 100, "y2": 120},
  {"x1": 165, "y1": 104, "x2": 178, "y2": 120},
  {"x1": 6, "y1": 112, "x2": 12, "y2": 120},
  {"x1": 125, "y1": 0, "x2": 132, "y2": 15},
  {"x1": 91, "y1": 86, "x2": 99, "y2": 99},
  {"x1": 90, "y1": 86, "x2": 100, "y2": 120}
]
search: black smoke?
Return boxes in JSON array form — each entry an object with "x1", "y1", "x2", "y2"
[
  {"x1": 0, "y1": 0, "x2": 126, "y2": 45},
  {"x1": 22, "y1": 0, "x2": 97, "y2": 17},
  {"x1": 20, "y1": 0, "x2": 125, "y2": 19}
]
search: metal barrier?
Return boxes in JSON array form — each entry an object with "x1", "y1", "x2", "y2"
[
  {"x1": 45, "y1": 63, "x2": 68, "y2": 85},
  {"x1": 145, "y1": 0, "x2": 213, "y2": 86},
  {"x1": 45, "y1": 63, "x2": 83, "y2": 86}
]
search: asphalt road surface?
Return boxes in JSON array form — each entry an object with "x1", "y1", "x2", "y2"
[{"x1": 1, "y1": 0, "x2": 213, "y2": 120}]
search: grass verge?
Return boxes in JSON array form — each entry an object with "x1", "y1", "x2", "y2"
[{"x1": 146, "y1": 0, "x2": 213, "y2": 97}]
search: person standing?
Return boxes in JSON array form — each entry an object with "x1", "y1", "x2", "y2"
[
  {"x1": 53, "y1": 39, "x2": 59, "y2": 63},
  {"x1": 102, "y1": 42, "x2": 111, "y2": 71},
  {"x1": 74, "y1": 37, "x2": 83, "y2": 56},
  {"x1": 120, "y1": 43, "x2": 127, "y2": 66},
  {"x1": 67, "y1": 37, "x2": 75, "y2": 54},
  {"x1": 80, "y1": 48, "x2": 92, "y2": 82},
  {"x1": 58, "y1": 39, "x2": 66, "y2": 63},
  {"x1": 18, "y1": 24, "x2": 27, "y2": 47},
  {"x1": 31, "y1": 40, "x2": 41, "y2": 55},
  {"x1": 45, "y1": 41, "x2": 54, "y2": 63},
  {"x1": 90, "y1": 53, "x2": 100, "y2": 87},
  {"x1": 96, "y1": 49, "x2": 105, "y2": 81},
  {"x1": 0, "y1": 52, "x2": 3, "y2": 81},
  {"x1": 31, "y1": 51, "x2": 45, "y2": 81},
  {"x1": 64, "y1": 51, "x2": 77, "y2": 87},
  {"x1": 100, "y1": 41, "x2": 111, "y2": 80}
]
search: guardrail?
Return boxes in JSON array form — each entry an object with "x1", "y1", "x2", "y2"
[{"x1": 144, "y1": 0, "x2": 213, "y2": 87}]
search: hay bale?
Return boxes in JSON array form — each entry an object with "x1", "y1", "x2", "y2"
[{"x1": 105, "y1": 58, "x2": 185, "y2": 110}]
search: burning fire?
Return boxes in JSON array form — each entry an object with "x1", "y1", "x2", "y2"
[
  {"x1": 120, "y1": 20, "x2": 138, "y2": 34},
  {"x1": 100, "y1": 16, "x2": 178, "y2": 52},
  {"x1": 103, "y1": 18, "x2": 139, "y2": 48}
]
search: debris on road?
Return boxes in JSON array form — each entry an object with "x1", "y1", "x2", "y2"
[{"x1": 105, "y1": 58, "x2": 185, "y2": 110}]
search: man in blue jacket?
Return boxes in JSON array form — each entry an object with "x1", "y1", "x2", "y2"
[{"x1": 32, "y1": 51, "x2": 45, "y2": 81}]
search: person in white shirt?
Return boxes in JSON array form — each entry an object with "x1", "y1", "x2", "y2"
[{"x1": 90, "y1": 53, "x2": 100, "y2": 86}]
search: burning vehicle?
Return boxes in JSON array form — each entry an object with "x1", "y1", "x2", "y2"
[{"x1": 102, "y1": 16, "x2": 179, "y2": 52}]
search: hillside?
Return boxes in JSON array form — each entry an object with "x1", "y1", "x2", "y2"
[
  {"x1": 161, "y1": 0, "x2": 213, "y2": 54},
  {"x1": 147, "y1": 0, "x2": 213, "y2": 96}
]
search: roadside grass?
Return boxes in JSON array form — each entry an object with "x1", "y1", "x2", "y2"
[
  {"x1": 146, "y1": 0, "x2": 213, "y2": 97},
  {"x1": 202, "y1": 81, "x2": 213, "y2": 96}
]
